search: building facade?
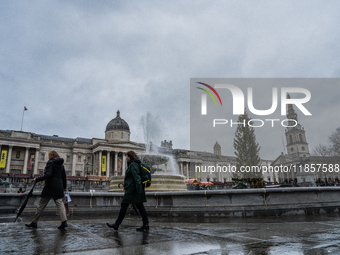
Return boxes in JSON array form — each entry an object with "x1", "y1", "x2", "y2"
[
  {"x1": 271, "y1": 95, "x2": 340, "y2": 185},
  {"x1": 0, "y1": 111, "x2": 145, "y2": 178},
  {"x1": 1, "y1": 110, "x2": 275, "y2": 183},
  {"x1": 172, "y1": 142, "x2": 274, "y2": 183}
]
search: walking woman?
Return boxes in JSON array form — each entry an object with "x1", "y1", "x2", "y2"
[
  {"x1": 25, "y1": 150, "x2": 67, "y2": 229},
  {"x1": 107, "y1": 150, "x2": 149, "y2": 231}
]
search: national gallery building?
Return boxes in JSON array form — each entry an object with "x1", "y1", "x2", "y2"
[
  {"x1": 0, "y1": 110, "x2": 276, "y2": 183},
  {"x1": 0, "y1": 111, "x2": 146, "y2": 178}
]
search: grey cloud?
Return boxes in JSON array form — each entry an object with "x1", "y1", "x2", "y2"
[{"x1": 1, "y1": 1, "x2": 340, "y2": 157}]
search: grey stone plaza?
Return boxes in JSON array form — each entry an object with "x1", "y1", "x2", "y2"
[
  {"x1": 1, "y1": 213, "x2": 340, "y2": 254},
  {"x1": 1, "y1": 187, "x2": 340, "y2": 254}
]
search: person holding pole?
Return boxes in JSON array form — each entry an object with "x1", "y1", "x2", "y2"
[{"x1": 25, "y1": 150, "x2": 68, "y2": 229}]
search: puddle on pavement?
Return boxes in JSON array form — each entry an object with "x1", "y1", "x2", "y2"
[{"x1": 1, "y1": 213, "x2": 340, "y2": 254}]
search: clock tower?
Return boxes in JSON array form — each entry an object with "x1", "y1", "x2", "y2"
[{"x1": 285, "y1": 94, "x2": 310, "y2": 158}]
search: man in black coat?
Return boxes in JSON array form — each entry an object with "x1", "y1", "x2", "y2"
[{"x1": 25, "y1": 150, "x2": 68, "y2": 229}]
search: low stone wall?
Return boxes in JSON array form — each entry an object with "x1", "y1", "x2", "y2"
[
  {"x1": 109, "y1": 175, "x2": 187, "y2": 192},
  {"x1": 1, "y1": 187, "x2": 340, "y2": 218}
]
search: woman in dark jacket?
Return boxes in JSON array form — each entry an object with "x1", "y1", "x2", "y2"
[
  {"x1": 25, "y1": 150, "x2": 67, "y2": 229},
  {"x1": 107, "y1": 150, "x2": 149, "y2": 231}
]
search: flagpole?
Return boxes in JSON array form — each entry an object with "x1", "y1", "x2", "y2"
[
  {"x1": 21, "y1": 108, "x2": 25, "y2": 131},
  {"x1": 21, "y1": 107, "x2": 27, "y2": 131}
]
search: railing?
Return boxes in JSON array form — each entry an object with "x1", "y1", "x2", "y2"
[{"x1": 0, "y1": 178, "x2": 111, "y2": 193}]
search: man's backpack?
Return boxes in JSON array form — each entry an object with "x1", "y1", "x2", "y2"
[{"x1": 139, "y1": 163, "x2": 151, "y2": 188}]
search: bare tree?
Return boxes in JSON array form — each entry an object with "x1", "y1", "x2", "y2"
[
  {"x1": 312, "y1": 144, "x2": 330, "y2": 157},
  {"x1": 329, "y1": 127, "x2": 340, "y2": 156},
  {"x1": 312, "y1": 127, "x2": 340, "y2": 184}
]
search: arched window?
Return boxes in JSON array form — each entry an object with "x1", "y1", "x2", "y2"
[
  {"x1": 289, "y1": 135, "x2": 293, "y2": 144},
  {"x1": 299, "y1": 134, "x2": 303, "y2": 142}
]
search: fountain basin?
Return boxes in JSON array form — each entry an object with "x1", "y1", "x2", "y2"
[{"x1": 109, "y1": 175, "x2": 187, "y2": 192}]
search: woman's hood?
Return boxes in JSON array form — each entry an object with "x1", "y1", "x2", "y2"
[
  {"x1": 51, "y1": 157, "x2": 64, "y2": 165},
  {"x1": 128, "y1": 157, "x2": 141, "y2": 165}
]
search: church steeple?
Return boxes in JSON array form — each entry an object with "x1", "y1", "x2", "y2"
[
  {"x1": 286, "y1": 93, "x2": 298, "y2": 126},
  {"x1": 284, "y1": 93, "x2": 310, "y2": 158},
  {"x1": 214, "y1": 141, "x2": 221, "y2": 156}
]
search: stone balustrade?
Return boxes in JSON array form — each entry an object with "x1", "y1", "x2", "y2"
[{"x1": 1, "y1": 187, "x2": 340, "y2": 217}]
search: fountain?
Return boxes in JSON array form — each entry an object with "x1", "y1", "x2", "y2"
[{"x1": 109, "y1": 112, "x2": 187, "y2": 192}]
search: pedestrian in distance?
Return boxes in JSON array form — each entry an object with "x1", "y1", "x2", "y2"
[
  {"x1": 107, "y1": 150, "x2": 149, "y2": 231},
  {"x1": 25, "y1": 150, "x2": 68, "y2": 229}
]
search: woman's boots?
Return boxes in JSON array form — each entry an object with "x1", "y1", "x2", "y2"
[
  {"x1": 25, "y1": 222, "x2": 37, "y2": 228},
  {"x1": 136, "y1": 225, "x2": 149, "y2": 232},
  {"x1": 106, "y1": 222, "x2": 119, "y2": 230},
  {"x1": 58, "y1": 221, "x2": 68, "y2": 229}
]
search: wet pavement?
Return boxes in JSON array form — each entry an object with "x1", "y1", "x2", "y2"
[{"x1": 1, "y1": 213, "x2": 340, "y2": 254}]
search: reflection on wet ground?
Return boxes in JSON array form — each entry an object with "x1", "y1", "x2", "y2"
[{"x1": 1, "y1": 214, "x2": 340, "y2": 254}]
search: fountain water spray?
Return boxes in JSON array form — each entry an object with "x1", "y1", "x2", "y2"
[
  {"x1": 109, "y1": 112, "x2": 187, "y2": 192},
  {"x1": 139, "y1": 112, "x2": 180, "y2": 176}
]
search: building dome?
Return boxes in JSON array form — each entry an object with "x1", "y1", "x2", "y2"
[
  {"x1": 214, "y1": 141, "x2": 221, "y2": 156},
  {"x1": 214, "y1": 141, "x2": 221, "y2": 149},
  {"x1": 106, "y1": 110, "x2": 130, "y2": 132}
]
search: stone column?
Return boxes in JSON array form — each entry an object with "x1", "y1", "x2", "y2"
[
  {"x1": 122, "y1": 152, "x2": 126, "y2": 176},
  {"x1": 6, "y1": 146, "x2": 13, "y2": 173},
  {"x1": 183, "y1": 163, "x2": 186, "y2": 178},
  {"x1": 195, "y1": 164, "x2": 198, "y2": 180},
  {"x1": 180, "y1": 162, "x2": 183, "y2": 175},
  {"x1": 82, "y1": 155, "x2": 86, "y2": 177},
  {"x1": 106, "y1": 151, "x2": 110, "y2": 178},
  {"x1": 91, "y1": 153, "x2": 94, "y2": 175},
  {"x1": 98, "y1": 151, "x2": 102, "y2": 176},
  {"x1": 33, "y1": 149, "x2": 39, "y2": 175},
  {"x1": 218, "y1": 164, "x2": 222, "y2": 182},
  {"x1": 199, "y1": 163, "x2": 203, "y2": 180},
  {"x1": 114, "y1": 151, "x2": 118, "y2": 176},
  {"x1": 72, "y1": 153, "x2": 77, "y2": 177},
  {"x1": 186, "y1": 162, "x2": 189, "y2": 179},
  {"x1": 23, "y1": 147, "x2": 29, "y2": 174},
  {"x1": 290, "y1": 171, "x2": 293, "y2": 182}
]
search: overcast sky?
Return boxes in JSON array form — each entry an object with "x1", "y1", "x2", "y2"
[
  {"x1": 1, "y1": 1, "x2": 340, "y2": 160},
  {"x1": 190, "y1": 78, "x2": 340, "y2": 160}
]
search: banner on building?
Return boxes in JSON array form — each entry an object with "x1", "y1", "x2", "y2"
[
  {"x1": 0, "y1": 150, "x2": 7, "y2": 168},
  {"x1": 196, "y1": 166, "x2": 200, "y2": 179},
  {"x1": 102, "y1": 155, "x2": 106, "y2": 173}
]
